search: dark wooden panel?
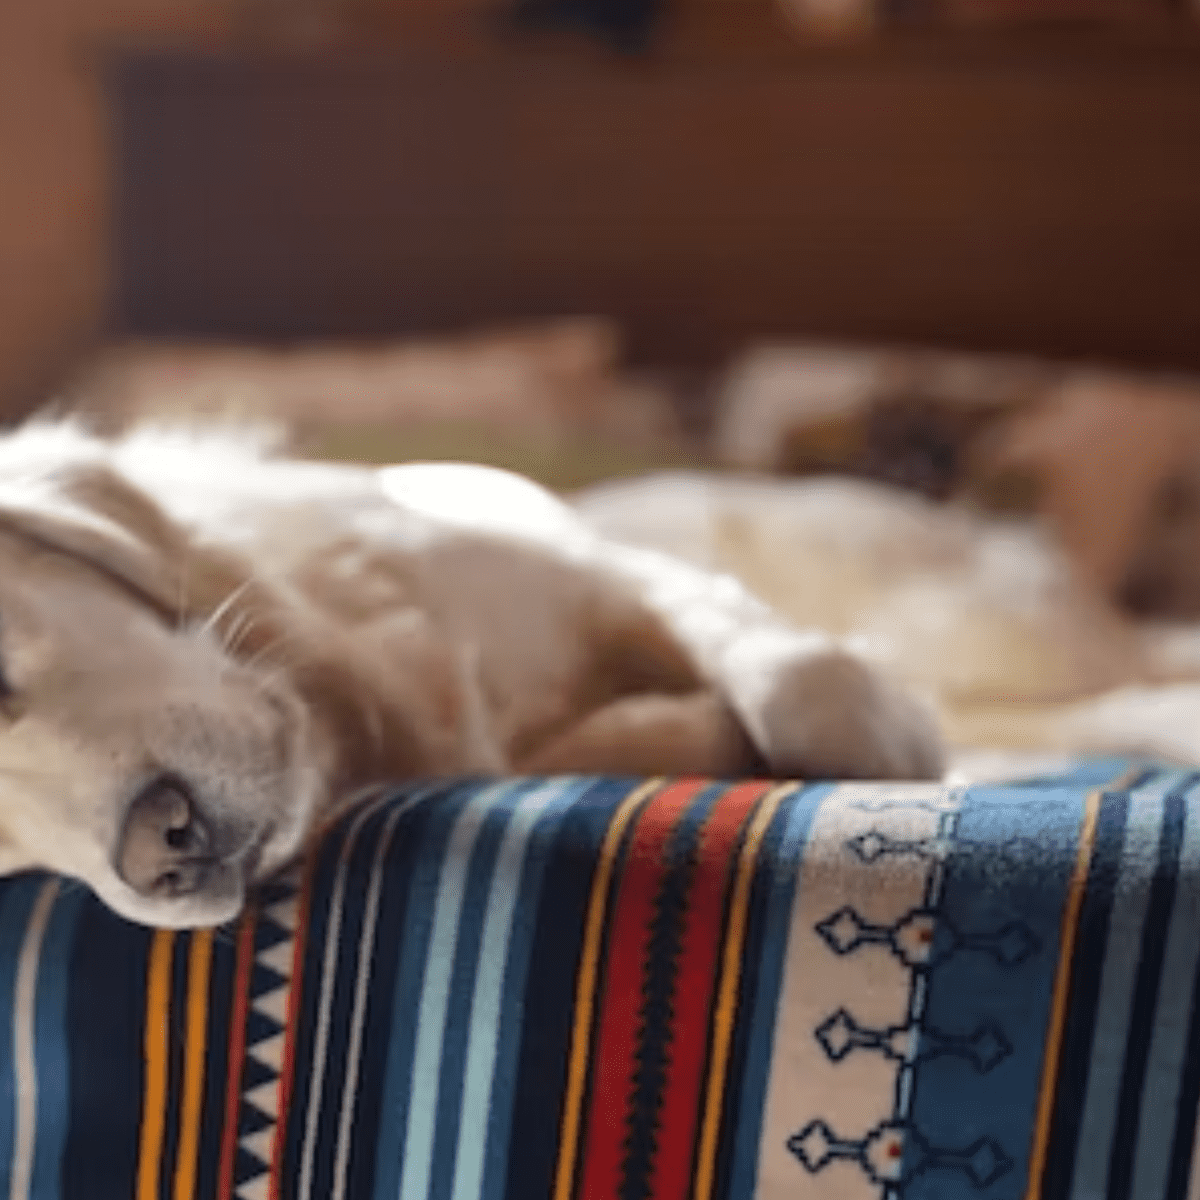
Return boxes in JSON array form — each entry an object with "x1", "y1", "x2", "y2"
[{"x1": 105, "y1": 47, "x2": 1200, "y2": 365}]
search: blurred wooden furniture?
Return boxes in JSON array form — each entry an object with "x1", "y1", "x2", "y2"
[{"x1": 104, "y1": 38, "x2": 1200, "y2": 366}]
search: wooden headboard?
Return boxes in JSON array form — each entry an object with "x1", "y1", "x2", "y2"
[{"x1": 104, "y1": 40, "x2": 1200, "y2": 367}]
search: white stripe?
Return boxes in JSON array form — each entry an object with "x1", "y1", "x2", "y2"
[
  {"x1": 398, "y1": 783, "x2": 509, "y2": 1200},
  {"x1": 9, "y1": 878, "x2": 59, "y2": 1200},
  {"x1": 330, "y1": 799, "x2": 414, "y2": 1200},
  {"x1": 449, "y1": 780, "x2": 575, "y2": 1200},
  {"x1": 298, "y1": 790, "x2": 425, "y2": 1200}
]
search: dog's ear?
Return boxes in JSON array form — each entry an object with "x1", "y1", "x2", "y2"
[{"x1": 0, "y1": 458, "x2": 250, "y2": 624}]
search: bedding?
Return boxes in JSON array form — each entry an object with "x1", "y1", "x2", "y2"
[{"x1": 2, "y1": 763, "x2": 1198, "y2": 1199}]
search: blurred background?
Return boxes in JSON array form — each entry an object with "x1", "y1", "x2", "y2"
[
  {"x1": 3, "y1": 0, "x2": 1198, "y2": 409},
  {"x1": 3, "y1": 0, "x2": 1200, "y2": 565},
  {"x1": 5, "y1": 0, "x2": 1200, "y2": 762}
]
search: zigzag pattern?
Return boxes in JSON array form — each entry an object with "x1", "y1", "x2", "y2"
[
  {"x1": 619, "y1": 826, "x2": 700, "y2": 1200},
  {"x1": 233, "y1": 874, "x2": 303, "y2": 1200}
]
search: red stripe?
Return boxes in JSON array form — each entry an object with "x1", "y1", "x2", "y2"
[
  {"x1": 270, "y1": 869, "x2": 316, "y2": 1198},
  {"x1": 576, "y1": 779, "x2": 706, "y2": 1200},
  {"x1": 650, "y1": 781, "x2": 768, "y2": 1200},
  {"x1": 216, "y1": 906, "x2": 258, "y2": 1200}
]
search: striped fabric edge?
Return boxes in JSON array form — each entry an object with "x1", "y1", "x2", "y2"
[
  {"x1": 553, "y1": 777, "x2": 806, "y2": 1200},
  {"x1": 1030, "y1": 766, "x2": 1200, "y2": 1200},
  {"x1": 0, "y1": 876, "x2": 85, "y2": 1200}
]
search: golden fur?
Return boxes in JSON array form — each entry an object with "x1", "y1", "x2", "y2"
[{"x1": 0, "y1": 422, "x2": 941, "y2": 927}]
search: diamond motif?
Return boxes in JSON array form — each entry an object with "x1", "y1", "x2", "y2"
[
  {"x1": 815, "y1": 1010, "x2": 857, "y2": 1060},
  {"x1": 965, "y1": 1138, "x2": 1013, "y2": 1186},
  {"x1": 787, "y1": 1121, "x2": 838, "y2": 1171},
  {"x1": 849, "y1": 831, "x2": 890, "y2": 862},
  {"x1": 816, "y1": 907, "x2": 865, "y2": 954},
  {"x1": 993, "y1": 922, "x2": 1039, "y2": 966}
]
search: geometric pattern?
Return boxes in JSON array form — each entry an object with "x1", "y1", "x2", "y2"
[
  {"x1": 814, "y1": 1008, "x2": 1013, "y2": 1071},
  {"x1": 786, "y1": 1118, "x2": 1015, "y2": 1190},
  {"x1": 6, "y1": 763, "x2": 1200, "y2": 1200},
  {"x1": 814, "y1": 904, "x2": 1042, "y2": 970},
  {"x1": 232, "y1": 870, "x2": 305, "y2": 1200}
]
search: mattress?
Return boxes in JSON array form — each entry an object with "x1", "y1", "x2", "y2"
[{"x1": 0, "y1": 763, "x2": 1196, "y2": 1199}]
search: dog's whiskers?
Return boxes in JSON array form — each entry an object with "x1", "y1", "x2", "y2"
[
  {"x1": 203, "y1": 579, "x2": 257, "y2": 642},
  {"x1": 241, "y1": 633, "x2": 305, "y2": 676},
  {"x1": 221, "y1": 609, "x2": 260, "y2": 659}
]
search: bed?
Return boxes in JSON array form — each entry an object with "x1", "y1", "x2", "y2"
[{"x1": 2, "y1": 762, "x2": 1197, "y2": 1199}]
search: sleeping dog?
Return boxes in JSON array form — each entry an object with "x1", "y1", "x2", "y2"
[{"x1": 0, "y1": 423, "x2": 941, "y2": 927}]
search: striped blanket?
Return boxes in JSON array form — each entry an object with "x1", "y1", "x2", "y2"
[{"x1": 1, "y1": 763, "x2": 1199, "y2": 1199}]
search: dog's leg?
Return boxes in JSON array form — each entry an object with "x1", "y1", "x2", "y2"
[
  {"x1": 516, "y1": 690, "x2": 766, "y2": 777},
  {"x1": 603, "y1": 544, "x2": 945, "y2": 780}
]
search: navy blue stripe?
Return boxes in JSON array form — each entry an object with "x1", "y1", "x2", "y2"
[
  {"x1": 1107, "y1": 776, "x2": 1193, "y2": 1200},
  {"x1": 287, "y1": 792, "x2": 436, "y2": 1199},
  {"x1": 279, "y1": 794, "x2": 390, "y2": 1195},
  {"x1": 502, "y1": 778, "x2": 643, "y2": 1200},
  {"x1": 196, "y1": 916, "x2": 243, "y2": 1200},
  {"x1": 1039, "y1": 784, "x2": 1132, "y2": 1199},
  {"x1": 339, "y1": 791, "x2": 446, "y2": 1200},
  {"x1": 427, "y1": 801, "x2": 516, "y2": 1200},
  {"x1": 476, "y1": 780, "x2": 595, "y2": 1200},
  {"x1": 0, "y1": 876, "x2": 43, "y2": 1176},
  {"x1": 29, "y1": 884, "x2": 86, "y2": 1200},
  {"x1": 1166, "y1": 929, "x2": 1200, "y2": 1199},
  {"x1": 368, "y1": 782, "x2": 496, "y2": 1200},
  {"x1": 62, "y1": 896, "x2": 153, "y2": 1199}
]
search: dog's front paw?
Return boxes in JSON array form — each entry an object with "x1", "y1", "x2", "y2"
[{"x1": 732, "y1": 638, "x2": 945, "y2": 780}]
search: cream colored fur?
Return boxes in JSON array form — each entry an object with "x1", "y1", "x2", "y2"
[
  {"x1": 575, "y1": 471, "x2": 1200, "y2": 775},
  {"x1": 0, "y1": 423, "x2": 941, "y2": 927}
]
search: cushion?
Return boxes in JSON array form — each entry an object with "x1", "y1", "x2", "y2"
[{"x1": 0, "y1": 764, "x2": 1196, "y2": 1198}]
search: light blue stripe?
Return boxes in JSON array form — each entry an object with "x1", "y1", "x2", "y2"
[
  {"x1": 374, "y1": 785, "x2": 484, "y2": 1200},
  {"x1": 453, "y1": 778, "x2": 591, "y2": 1200},
  {"x1": 1069, "y1": 770, "x2": 1180, "y2": 1200},
  {"x1": 428, "y1": 799, "x2": 516, "y2": 1200},
  {"x1": 397, "y1": 780, "x2": 522, "y2": 1200},
  {"x1": 728, "y1": 783, "x2": 827, "y2": 1199},
  {"x1": 329, "y1": 785, "x2": 446, "y2": 1200},
  {"x1": 1132, "y1": 776, "x2": 1200, "y2": 1199},
  {"x1": 0, "y1": 878, "x2": 44, "y2": 1186},
  {"x1": 28, "y1": 884, "x2": 83, "y2": 1200}
]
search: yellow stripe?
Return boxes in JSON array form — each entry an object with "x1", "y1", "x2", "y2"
[
  {"x1": 551, "y1": 778, "x2": 661, "y2": 1200},
  {"x1": 173, "y1": 931, "x2": 214, "y2": 1200},
  {"x1": 692, "y1": 784, "x2": 793, "y2": 1200},
  {"x1": 1024, "y1": 770, "x2": 1136, "y2": 1200},
  {"x1": 138, "y1": 930, "x2": 175, "y2": 1200}
]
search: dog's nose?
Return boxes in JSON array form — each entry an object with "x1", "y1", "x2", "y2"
[{"x1": 117, "y1": 775, "x2": 215, "y2": 898}]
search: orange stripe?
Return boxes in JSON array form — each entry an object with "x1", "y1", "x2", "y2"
[
  {"x1": 552, "y1": 779, "x2": 662, "y2": 1200},
  {"x1": 173, "y1": 931, "x2": 214, "y2": 1200},
  {"x1": 137, "y1": 930, "x2": 175, "y2": 1200},
  {"x1": 692, "y1": 784, "x2": 793, "y2": 1200},
  {"x1": 1023, "y1": 773, "x2": 1126, "y2": 1199}
]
